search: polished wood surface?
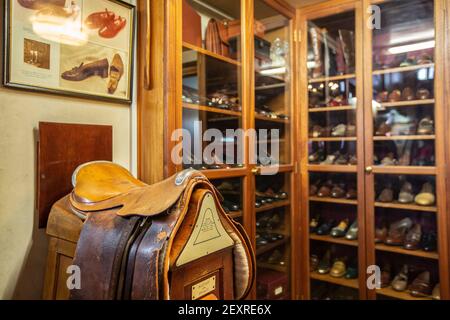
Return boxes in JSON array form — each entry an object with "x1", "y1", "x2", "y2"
[{"x1": 37, "y1": 122, "x2": 112, "y2": 228}]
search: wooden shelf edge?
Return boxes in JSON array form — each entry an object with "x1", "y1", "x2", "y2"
[
  {"x1": 309, "y1": 106, "x2": 356, "y2": 113},
  {"x1": 309, "y1": 137, "x2": 357, "y2": 142},
  {"x1": 310, "y1": 234, "x2": 358, "y2": 247},
  {"x1": 182, "y1": 42, "x2": 241, "y2": 66},
  {"x1": 200, "y1": 167, "x2": 247, "y2": 179},
  {"x1": 373, "y1": 135, "x2": 436, "y2": 141},
  {"x1": 373, "y1": 63, "x2": 434, "y2": 75},
  {"x1": 308, "y1": 164, "x2": 357, "y2": 173},
  {"x1": 255, "y1": 114, "x2": 290, "y2": 124},
  {"x1": 256, "y1": 200, "x2": 290, "y2": 213},
  {"x1": 257, "y1": 262, "x2": 288, "y2": 273},
  {"x1": 376, "y1": 287, "x2": 433, "y2": 300},
  {"x1": 308, "y1": 73, "x2": 356, "y2": 83},
  {"x1": 310, "y1": 272, "x2": 359, "y2": 289},
  {"x1": 183, "y1": 102, "x2": 242, "y2": 117},
  {"x1": 379, "y1": 99, "x2": 435, "y2": 108},
  {"x1": 372, "y1": 166, "x2": 437, "y2": 175},
  {"x1": 309, "y1": 196, "x2": 358, "y2": 205},
  {"x1": 375, "y1": 244, "x2": 439, "y2": 260},
  {"x1": 256, "y1": 237, "x2": 290, "y2": 256},
  {"x1": 374, "y1": 202, "x2": 437, "y2": 212}
]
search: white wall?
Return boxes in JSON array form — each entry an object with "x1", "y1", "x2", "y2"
[{"x1": 0, "y1": 0, "x2": 137, "y2": 299}]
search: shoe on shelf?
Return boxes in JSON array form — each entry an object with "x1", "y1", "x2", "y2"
[
  {"x1": 267, "y1": 249, "x2": 285, "y2": 265},
  {"x1": 330, "y1": 219, "x2": 349, "y2": 238},
  {"x1": 391, "y1": 264, "x2": 409, "y2": 292},
  {"x1": 375, "y1": 221, "x2": 388, "y2": 243},
  {"x1": 416, "y1": 88, "x2": 431, "y2": 100},
  {"x1": 404, "y1": 224, "x2": 422, "y2": 250},
  {"x1": 417, "y1": 117, "x2": 434, "y2": 135},
  {"x1": 331, "y1": 124, "x2": 347, "y2": 137},
  {"x1": 310, "y1": 215, "x2": 321, "y2": 234},
  {"x1": 320, "y1": 154, "x2": 337, "y2": 165},
  {"x1": 385, "y1": 218, "x2": 413, "y2": 246},
  {"x1": 316, "y1": 219, "x2": 336, "y2": 236},
  {"x1": 376, "y1": 91, "x2": 389, "y2": 103},
  {"x1": 317, "y1": 250, "x2": 331, "y2": 274},
  {"x1": 310, "y1": 254, "x2": 320, "y2": 272},
  {"x1": 380, "y1": 263, "x2": 392, "y2": 288},
  {"x1": 375, "y1": 122, "x2": 392, "y2": 136},
  {"x1": 421, "y1": 231, "x2": 437, "y2": 252},
  {"x1": 331, "y1": 184, "x2": 346, "y2": 198},
  {"x1": 388, "y1": 89, "x2": 402, "y2": 102},
  {"x1": 409, "y1": 271, "x2": 432, "y2": 298},
  {"x1": 380, "y1": 152, "x2": 398, "y2": 166},
  {"x1": 317, "y1": 180, "x2": 333, "y2": 197},
  {"x1": 377, "y1": 185, "x2": 394, "y2": 203},
  {"x1": 310, "y1": 180, "x2": 321, "y2": 196},
  {"x1": 345, "y1": 186, "x2": 357, "y2": 200},
  {"x1": 344, "y1": 265, "x2": 358, "y2": 279},
  {"x1": 414, "y1": 182, "x2": 436, "y2": 206},
  {"x1": 398, "y1": 181, "x2": 414, "y2": 204},
  {"x1": 401, "y1": 87, "x2": 415, "y2": 101},
  {"x1": 345, "y1": 220, "x2": 358, "y2": 240},
  {"x1": 432, "y1": 284, "x2": 440, "y2": 300},
  {"x1": 330, "y1": 259, "x2": 347, "y2": 278}
]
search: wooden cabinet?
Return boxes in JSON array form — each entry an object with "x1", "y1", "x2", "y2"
[
  {"x1": 298, "y1": 0, "x2": 450, "y2": 300},
  {"x1": 138, "y1": 0, "x2": 298, "y2": 299}
]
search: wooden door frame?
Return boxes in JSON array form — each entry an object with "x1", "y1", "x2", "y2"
[{"x1": 298, "y1": 0, "x2": 368, "y2": 300}]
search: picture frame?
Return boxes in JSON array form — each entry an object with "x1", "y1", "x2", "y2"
[{"x1": 3, "y1": 0, "x2": 135, "y2": 104}]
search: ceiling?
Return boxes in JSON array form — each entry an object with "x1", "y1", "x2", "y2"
[{"x1": 285, "y1": 0, "x2": 328, "y2": 8}]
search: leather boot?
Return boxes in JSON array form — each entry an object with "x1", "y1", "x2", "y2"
[
  {"x1": 108, "y1": 54, "x2": 124, "y2": 94},
  {"x1": 338, "y1": 29, "x2": 355, "y2": 74},
  {"x1": 61, "y1": 58, "x2": 109, "y2": 81},
  {"x1": 309, "y1": 27, "x2": 323, "y2": 78}
]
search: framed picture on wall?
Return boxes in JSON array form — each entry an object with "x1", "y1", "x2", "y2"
[{"x1": 3, "y1": 0, "x2": 135, "y2": 104}]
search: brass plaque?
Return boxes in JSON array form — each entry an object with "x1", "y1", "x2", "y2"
[{"x1": 191, "y1": 275, "x2": 216, "y2": 300}]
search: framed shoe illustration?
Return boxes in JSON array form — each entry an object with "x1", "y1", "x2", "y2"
[{"x1": 3, "y1": 0, "x2": 135, "y2": 104}]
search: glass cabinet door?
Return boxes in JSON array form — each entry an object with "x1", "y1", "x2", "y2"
[
  {"x1": 181, "y1": 0, "x2": 243, "y2": 170},
  {"x1": 253, "y1": 0, "x2": 294, "y2": 300},
  {"x1": 367, "y1": 0, "x2": 441, "y2": 300},
  {"x1": 305, "y1": 8, "x2": 363, "y2": 300}
]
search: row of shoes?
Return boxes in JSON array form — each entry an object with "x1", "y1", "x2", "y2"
[
  {"x1": 375, "y1": 145, "x2": 434, "y2": 167},
  {"x1": 375, "y1": 117, "x2": 434, "y2": 136},
  {"x1": 258, "y1": 249, "x2": 286, "y2": 266},
  {"x1": 256, "y1": 105, "x2": 290, "y2": 121},
  {"x1": 309, "y1": 94, "x2": 351, "y2": 109},
  {"x1": 310, "y1": 180, "x2": 357, "y2": 200},
  {"x1": 375, "y1": 54, "x2": 433, "y2": 70},
  {"x1": 309, "y1": 150, "x2": 357, "y2": 166},
  {"x1": 379, "y1": 264, "x2": 440, "y2": 299},
  {"x1": 375, "y1": 217, "x2": 437, "y2": 251},
  {"x1": 375, "y1": 87, "x2": 432, "y2": 104},
  {"x1": 256, "y1": 232, "x2": 285, "y2": 247},
  {"x1": 310, "y1": 124, "x2": 356, "y2": 138},
  {"x1": 310, "y1": 217, "x2": 358, "y2": 240},
  {"x1": 182, "y1": 88, "x2": 241, "y2": 112},
  {"x1": 377, "y1": 181, "x2": 436, "y2": 206},
  {"x1": 310, "y1": 251, "x2": 358, "y2": 279},
  {"x1": 255, "y1": 189, "x2": 288, "y2": 208},
  {"x1": 256, "y1": 211, "x2": 283, "y2": 230}
]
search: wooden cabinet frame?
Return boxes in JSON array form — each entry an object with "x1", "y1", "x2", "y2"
[
  {"x1": 138, "y1": 0, "x2": 300, "y2": 299},
  {"x1": 298, "y1": 0, "x2": 450, "y2": 300}
]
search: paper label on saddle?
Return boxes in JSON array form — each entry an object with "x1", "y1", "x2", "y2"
[
  {"x1": 176, "y1": 192, "x2": 234, "y2": 267},
  {"x1": 191, "y1": 275, "x2": 216, "y2": 300}
]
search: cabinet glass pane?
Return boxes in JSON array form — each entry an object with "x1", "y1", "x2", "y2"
[
  {"x1": 306, "y1": 10, "x2": 360, "y2": 300},
  {"x1": 182, "y1": 0, "x2": 243, "y2": 170},
  {"x1": 370, "y1": 0, "x2": 439, "y2": 300},
  {"x1": 254, "y1": 0, "x2": 292, "y2": 166},
  {"x1": 211, "y1": 178, "x2": 243, "y2": 219},
  {"x1": 254, "y1": 173, "x2": 291, "y2": 300}
]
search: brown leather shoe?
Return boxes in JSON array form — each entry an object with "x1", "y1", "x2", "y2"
[
  {"x1": 376, "y1": 91, "x2": 389, "y2": 103},
  {"x1": 331, "y1": 184, "x2": 346, "y2": 198},
  {"x1": 376, "y1": 122, "x2": 391, "y2": 136},
  {"x1": 401, "y1": 87, "x2": 415, "y2": 101},
  {"x1": 398, "y1": 181, "x2": 414, "y2": 204},
  {"x1": 317, "y1": 180, "x2": 333, "y2": 197},
  {"x1": 377, "y1": 186, "x2": 394, "y2": 203},
  {"x1": 416, "y1": 88, "x2": 431, "y2": 100},
  {"x1": 409, "y1": 271, "x2": 432, "y2": 297},
  {"x1": 61, "y1": 58, "x2": 109, "y2": 81},
  {"x1": 380, "y1": 263, "x2": 392, "y2": 288},
  {"x1": 385, "y1": 218, "x2": 413, "y2": 246},
  {"x1": 388, "y1": 89, "x2": 402, "y2": 102},
  {"x1": 108, "y1": 54, "x2": 124, "y2": 94},
  {"x1": 404, "y1": 224, "x2": 422, "y2": 250}
]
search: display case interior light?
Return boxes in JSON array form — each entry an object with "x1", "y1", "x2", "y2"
[
  {"x1": 259, "y1": 67, "x2": 287, "y2": 75},
  {"x1": 388, "y1": 40, "x2": 435, "y2": 55}
]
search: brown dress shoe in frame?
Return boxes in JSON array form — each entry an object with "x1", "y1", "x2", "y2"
[
  {"x1": 61, "y1": 58, "x2": 109, "y2": 81},
  {"x1": 108, "y1": 54, "x2": 124, "y2": 94}
]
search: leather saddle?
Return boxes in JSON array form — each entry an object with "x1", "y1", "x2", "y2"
[{"x1": 66, "y1": 161, "x2": 255, "y2": 300}]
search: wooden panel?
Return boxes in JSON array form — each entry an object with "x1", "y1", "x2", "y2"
[{"x1": 37, "y1": 122, "x2": 112, "y2": 228}]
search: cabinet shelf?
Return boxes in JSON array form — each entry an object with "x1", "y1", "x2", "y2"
[
  {"x1": 374, "y1": 201, "x2": 437, "y2": 212},
  {"x1": 183, "y1": 102, "x2": 242, "y2": 117},
  {"x1": 255, "y1": 114, "x2": 290, "y2": 124},
  {"x1": 308, "y1": 164, "x2": 357, "y2": 173},
  {"x1": 372, "y1": 165, "x2": 436, "y2": 175},
  {"x1": 309, "y1": 137, "x2": 357, "y2": 142},
  {"x1": 228, "y1": 211, "x2": 243, "y2": 219},
  {"x1": 257, "y1": 262, "x2": 288, "y2": 273},
  {"x1": 375, "y1": 244, "x2": 439, "y2": 260},
  {"x1": 376, "y1": 287, "x2": 432, "y2": 300},
  {"x1": 310, "y1": 234, "x2": 358, "y2": 247},
  {"x1": 309, "y1": 196, "x2": 358, "y2": 205},
  {"x1": 256, "y1": 200, "x2": 290, "y2": 213},
  {"x1": 373, "y1": 63, "x2": 434, "y2": 76},
  {"x1": 309, "y1": 105, "x2": 356, "y2": 113},
  {"x1": 256, "y1": 237, "x2": 290, "y2": 256},
  {"x1": 378, "y1": 99, "x2": 435, "y2": 109},
  {"x1": 182, "y1": 42, "x2": 241, "y2": 66},
  {"x1": 255, "y1": 83, "x2": 286, "y2": 91},
  {"x1": 308, "y1": 73, "x2": 356, "y2": 83},
  {"x1": 373, "y1": 135, "x2": 435, "y2": 141},
  {"x1": 310, "y1": 272, "x2": 359, "y2": 289}
]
